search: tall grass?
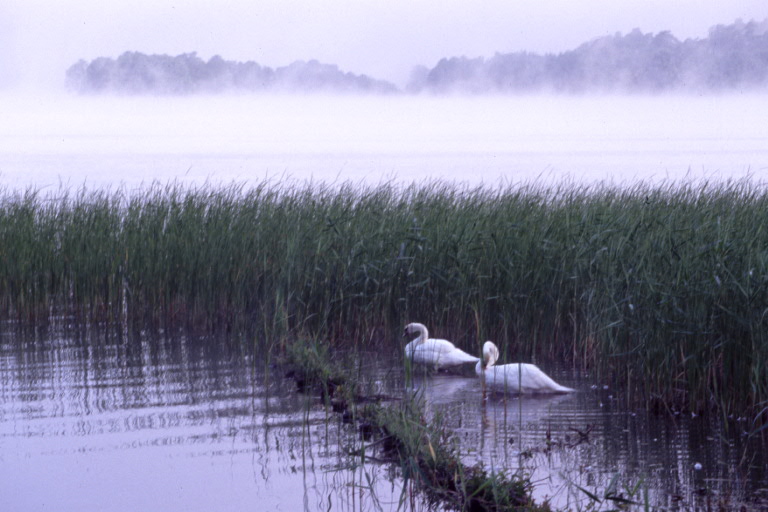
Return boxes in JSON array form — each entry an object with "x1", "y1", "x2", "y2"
[{"x1": 1, "y1": 179, "x2": 767, "y2": 417}]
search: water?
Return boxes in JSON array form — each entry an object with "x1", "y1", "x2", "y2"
[
  {"x1": 3, "y1": 93, "x2": 767, "y2": 510},
  {"x1": 2, "y1": 328, "x2": 766, "y2": 511},
  {"x1": 0, "y1": 329, "x2": 403, "y2": 511},
  {"x1": 1, "y1": 94, "x2": 767, "y2": 191},
  {"x1": 414, "y1": 374, "x2": 768, "y2": 509}
]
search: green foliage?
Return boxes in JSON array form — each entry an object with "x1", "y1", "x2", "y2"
[{"x1": 1, "y1": 179, "x2": 767, "y2": 418}]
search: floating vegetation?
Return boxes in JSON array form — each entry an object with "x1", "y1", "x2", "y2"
[
  {"x1": 367, "y1": 401, "x2": 539, "y2": 511},
  {"x1": 282, "y1": 337, "x2": 545, "y2": 512},
  {"x1": 1, "y1": 179, "x2": 767, "y2": 420}
]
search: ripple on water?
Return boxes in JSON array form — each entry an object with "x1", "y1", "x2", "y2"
[{"x1": 0, "y1": 330, "x2": 766, "y2": 511}]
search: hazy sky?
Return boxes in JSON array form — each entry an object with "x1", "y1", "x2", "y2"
[{"x1": 3, "y1": 0, "x2": 767, "y2": 90}]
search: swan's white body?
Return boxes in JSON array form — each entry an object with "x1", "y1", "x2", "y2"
[
  {"x1": 403, "y1": 322, "x2": 479, "y2": 369},
  {"x1": 476, "y1": 341, "x2": 574, "y2": 394}
]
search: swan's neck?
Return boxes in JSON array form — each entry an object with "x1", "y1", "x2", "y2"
[
  {"x1": 476, "y1": 355, "x2": 494, "y2": 375},
  {"x1": 413, "y1": 324, "x2": 428, "y2": 344},
  {"x1": 481, "y1": 342, "x2": 498, "y2": 369}
]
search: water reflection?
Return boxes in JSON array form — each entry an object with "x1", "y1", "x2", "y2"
[
  {"x1": 404, "y1": 369, "x2": 768, "y2": 510},
  {"x1": 1, "y1": 328, "x2": 766, "y2": 511},
  {"x1": 0, "y1": 328, "x2": 411, "y2": 512}
]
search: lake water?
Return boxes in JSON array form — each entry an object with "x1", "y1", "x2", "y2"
[
  {"x1": 1, "y1": 93, "x2": 767, "y2": 192},
  {"x1": 2, "y1": 328, "x2": 766, "y2": 511},
  {"x1": 2, "y1": 93, "x2": 768, "y2": 510}
]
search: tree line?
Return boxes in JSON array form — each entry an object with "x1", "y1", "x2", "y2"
[
  {"x1": 66, "y1": 19, "x2": 768, "y2": 95},
  {"x1": 408, "y1": 19, "x2": 768, "y2": 93},
  {"x1": 65, "y1": 52, "x2": 397, "y2": 94}
]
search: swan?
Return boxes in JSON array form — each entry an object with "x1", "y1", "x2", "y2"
[
  {"x1": 476, "y1": 341, "x2": 574, "y2": 394},
  {"x1": 403, "y1": 322, "x2": 479, "y2": 369}
]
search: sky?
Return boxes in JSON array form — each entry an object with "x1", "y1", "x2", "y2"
[{"x1": 2, "y1": 0, "x2": 768, "y2": 91}]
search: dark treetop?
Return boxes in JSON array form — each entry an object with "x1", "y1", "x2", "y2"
[
  {"x1": 407, "y1": 19, "x2": 768, "y2": 93},
  {"x1": 65, "y1": 52, "x2": 398, "y2": 95}
]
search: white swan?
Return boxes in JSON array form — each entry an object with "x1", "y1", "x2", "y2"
[
  {"x1": 403, "y1": 322, "x2": 479, "y2": 369},
  {"x1": 475, "y1": 341, "x2": 574, "y2": 394}
]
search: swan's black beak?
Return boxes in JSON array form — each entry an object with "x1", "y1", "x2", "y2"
[{"x1": 402, "y1": 327, "x2": 408, "y2": 337}]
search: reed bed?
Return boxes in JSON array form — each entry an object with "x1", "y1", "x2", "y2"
[{"x1": 1, "y1": 179, "x2": 767, "y2": 419}]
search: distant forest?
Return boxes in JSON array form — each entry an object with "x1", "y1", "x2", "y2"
[
  {"x1": 65, "y1": 54, "x2": 398, "y2": 94},
  {"x1": 409, "y1": 19, "x2": 768, "y2": 93},
  {"x1": 66, "y1": 19, "x2": 768, "y2": 95}
]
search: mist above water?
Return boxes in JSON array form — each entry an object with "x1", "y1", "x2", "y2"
[{"x1": 0, "y1": 92, "x2": 766, "y2": 192}]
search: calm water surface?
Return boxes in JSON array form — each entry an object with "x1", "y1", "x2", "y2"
[
  {"x1": 1, "y1": 328, "x2": 766, "y2": 511},
  {"x1": 1, "y1": 94, "x2": 767, "y2": 190}
]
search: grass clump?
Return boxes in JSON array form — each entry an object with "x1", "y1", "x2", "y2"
[
  {"x1": 369, "y1": 400, "x2": 539, "y2": 511},
  {"x1": 283, "y1": 336, "x2": 354, "y2": 401}
]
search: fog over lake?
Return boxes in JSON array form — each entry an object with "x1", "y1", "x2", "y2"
[
  {"x1": 4, "y1": 3, "x2": 768, "y2": 511},
  {"x1": 1, "y1": 93, "x2": 766, "y2": 192}
]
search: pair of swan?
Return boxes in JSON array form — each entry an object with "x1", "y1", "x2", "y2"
[{"x1": 404, "y1": 322, "x2": 574, "y2": 394}]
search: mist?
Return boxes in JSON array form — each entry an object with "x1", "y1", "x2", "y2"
[
  {"x1": 4, "y1": 0, "x2": 768, "y2": 92},
  {"x1": 2, "y1": 1, "x2": 768, "y2": 191},
  {"x1": 1, "y1": 93, "x2": 765, "y2": 192}
]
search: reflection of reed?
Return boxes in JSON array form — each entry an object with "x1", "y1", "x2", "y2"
[
  {"x1": 2, "y1": 330, "x2": 766, "y2": 511},
  {"x1": 1, "y1": 329, "x2": 276, "y2": 441},
  {"x1": 479, "y1": 393, "x2": 572, "y2": 466},
  {"x1": 2, "y1": 328, "x2": 409, "y2": 511},
  {"x1": 435, "y1": 382, "x2": 768, "y2": 511}
]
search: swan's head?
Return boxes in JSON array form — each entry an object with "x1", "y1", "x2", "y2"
[
  {"x1": 481, "y1": 341, "x2": 500, "y2": 369},
  {"x1": 403, "y1": 322, "x2": 427, "y2": 338}
]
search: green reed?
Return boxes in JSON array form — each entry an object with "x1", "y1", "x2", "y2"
[{"x1": 1, "y1": 179, "x2": 767, "y2": 418}]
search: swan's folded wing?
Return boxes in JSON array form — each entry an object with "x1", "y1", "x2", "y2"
[
  {"x1": 446, "y1": 348, "x2": 480, "y2": 363},
  {"x1": 519, "y1": 364, "x2": 574, "y2": 393},
  {"x1": 422, "y1": 339, "x2": 457, "y2": 354},
  {"x1": 486, "y1": 365, "x2": 522, "y2": 393},
  {"x1": 412, "y1": 340, "x2": 479, "y2": 367}
]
